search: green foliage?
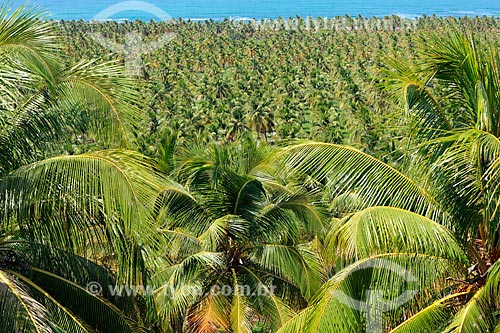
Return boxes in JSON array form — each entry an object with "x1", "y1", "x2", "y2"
[
  {"x1": 0, "y1": 4, "x2": 152, "y2": 332},
  {"x1": 5, "y1": 3, "x2": 500, "y2": 332},
  {"x1": 151, "y1": 140, "x2": 325, "y2": 332},
  {"x1": 55, "y1": 16, "x2": 427, "y2": 161},
  {"x1": 276, "y1": 27, "x2": 500, "y2": 333}
]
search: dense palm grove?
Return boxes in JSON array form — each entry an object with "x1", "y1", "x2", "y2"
[
  {"x1": 2, "y1": 4, "x2": 500, "y2": 332},
  {"x1": 57, "y1": 15, "x2": 500, "y2": 162}
]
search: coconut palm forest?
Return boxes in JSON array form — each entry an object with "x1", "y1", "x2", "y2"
[{"x1": 2, "y1": 3, "x2": 500, "y2": 333}]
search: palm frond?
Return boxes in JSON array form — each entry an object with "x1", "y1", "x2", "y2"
[
  {"x1": 419, "y1": 30, "x2": 500, "y2": 131},
  {"x1": 0, "y1": 4, "x2": 58, "y2": 107},
  {"x1": 55, "y1": 59, "x2": 143, "y2": 146},
  {"x1": 2, "y1": 240, "x2": 145, "y2": 322},
  {"x1": 239, "y1": 266, "x2": 296, "y2": 329},
  {"x1": 325, "y1": 206, "x2": 467, "y2": 264},
  {"x1": 154, "y1": 184, "x2": 214, "y2": 237},
  {"x1": 443, "y1": 288, "x2": 495, "y2": 333},
  {"x1": 198, "y1": 215, "x2": 248, "y2": 251},
  {"x1": 382, "y1": 56, "x2": 452, "y2": 142},
  {"x1": 9, "y1": 270, "x2": 94, "y2": 333},
  {"x1": 0, "y1": 269, "x2": 54, "y2": 333},
  {"x1": 23, "y1": 267, "x2": 146, "y2": 333},
  {"x1": 230, "y1": 270, "x2": 252, "y2": 333},
  {"x1": 389, "y1": 293, "x2": 466, "y2": 333},
  {"x1": 249, "y1": 243, "x2": 324, "y2": 301},
  {"x1": 263, "y1": 185, "x2": 325, "y2": 236},
  {"x1": 153, "y1": 251, "x2": 225, "y2": 325},
  {"x1": 0, "y1": 150, "x2": 168, "y2": 283},
  {"x1": 274, "y1": 142, "x2": 448, "y2": 223},
  {"x1": 187, "y1": 289, "x2": 231, "y2": 333},
  {"x1": 277, "y1": 253, "x2": 460, "y2": 333}
]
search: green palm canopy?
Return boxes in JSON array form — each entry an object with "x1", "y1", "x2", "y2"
[
  {"x1": 275, "y1": 30, "x2": 500, "y2": 333},
  {"x1": 0, "y1": 4, "x2": 159, "y2": 332}
]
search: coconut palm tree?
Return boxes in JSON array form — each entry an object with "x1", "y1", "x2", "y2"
[
  {"x1": 0, "y1": 4, "x2": 163, "y2": 332},
  {"x1": 274, "y1": 30, "x2": 500, "y2": 332},
  {"x1": 39, "y1": 14, "x2": 500, "y2": 332},
  {"x1": 0, "y1": 6, "x2": 144, "y2": 175},
  {"x1": 149, "y1": 137, "x2": 325, "y2": 333}
]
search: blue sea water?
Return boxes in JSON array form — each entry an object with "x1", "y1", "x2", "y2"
[{"x1": 11, "y1": 0, "x2": 500, "y2": 21}]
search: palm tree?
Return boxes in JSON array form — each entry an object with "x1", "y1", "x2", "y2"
[
  {"x1": 150, "y1": 137, "x2": 325, "y2": 333},
  {"x1": 273, "y1": 30, "x2": 500, "y2": 332},
  {"x1": 36, "y1": 15, "x2": 500, "y2": 332},
  {"x1": 0, "y1": 239, "x2": 149, "y2": 333},
  {"x1": 0, "y1": 6, "x2": 144, "y2": 175},
  {"x1": 0, "y1": 4, "x2": 163, "y2": 331}
]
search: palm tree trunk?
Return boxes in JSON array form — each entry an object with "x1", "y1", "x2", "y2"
[
  {"x1": 467, "y1": 241, "x2": 488, "y2": 275},
  {"x1": 174, "y1": 316, "x2": 183, "y2": 333}
]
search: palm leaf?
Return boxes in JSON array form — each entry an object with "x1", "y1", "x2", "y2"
[
  {"x1": 23, "y1": 267, "x2": 146, "y2": 333},
  {"x1": 0, "y1": 4, "x2": 58, "y2": 107},
  {"x1": 389, "y1": 293, "x2": 466, "y2": 333},
  {"x1": 239, "y1": 266, "x2": 296, "y2": 330},
  {"x1": 186, "y1": 275, "x2": 231, "y2": 333},
  {"x1": 325, "y1": 206, "x2": 467, "y2": 264},
  {"x1": 54, "y1": 59, "x2": 142, "y2": 146},
  {"x1": 2, "y1": 240, "x2": 146, "y2": 322},
  {"x1": 278, "y1": 253, "x2": 460, "y2": 333},
  {"x1": 230, "y1": 270, "x2": 252, "y2": 333},
  {"x1": 0, "y1": 269, "x2": 54, "y2": 333},
  {"x1": 9, "y1": 270, "x2": 94, "y2": 333},
  {"x1": 0, "y1": 150, "x2": 168, "y2": 283},
  {"x1": 153, "y1": 251, "x2": 225, "y2": 326},
  {"x1": 274, "y1": 142, "x2": 448, "y2": 224},
  {"x1": 443, "y1": 288, "x2": 495, "y2": 333},
  {"x1": 249, "y1": 243, "x2": 324, "y2": 300},
  {"x1": 382, "y1": 56, "x2": 452, "y2": 142}
]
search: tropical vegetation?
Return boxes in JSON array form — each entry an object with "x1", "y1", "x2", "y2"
[{"x1": 2, "y1": 2, "x2": 500, "y2": 332}]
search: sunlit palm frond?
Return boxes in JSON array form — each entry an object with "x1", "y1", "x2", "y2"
[
  {"x1": 230, "y1": 270, "x2": 252, "y2": 333},
  {"x1": 443, "y1": 288, "x2": 495, "y2": 333},
  {"x1": 274, "y1": 142, "x2": 448, "y2": 224},
  {"x1": 278, "y1": 253, "x2": 461, "y2": 333},
  {"x1": 389, "y1": 293, "x2": 466, "y2": 333},
  {"x1": 0, "y1": 4, "x2": 58, "y2": 106},
  {"x1": 55, "y1": 59, "x2": 143, "y2": 145},
  {"x1": 0, "y1": 149, "x2": 168, "y2": 283},
  {"x1": 382, "y1": 57, "x2": 452, "y2": 143},
  {"x1": 440, "y1": 265, "x2": 500, "y2": 333},
  {"x1": 419, "y1": 31, "x2": 500, "y2": 133},
  {"x1": 325, "y1": 206, "x2": 467, "y2": 264},
  {"x1": 187, "y1": 285, "x2": 231, "y2": 333},
  {"x1": 249, "y1": 243, "x2": 324, "y2": 301},
  {"x1": 153, "y1": 251, "x2": 225, "y2": 325}
]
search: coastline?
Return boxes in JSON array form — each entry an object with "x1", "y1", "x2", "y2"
[
  {"x1": 43, "y1": 11, "x2": 500, "y2": 22},
  {"x1": 50, "y1": 13, "x2": 499, "y2": 24}
]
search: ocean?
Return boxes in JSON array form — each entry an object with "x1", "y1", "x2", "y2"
[{"x1": 11, "y1": 0, "x2": 500, "y2": 21}]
